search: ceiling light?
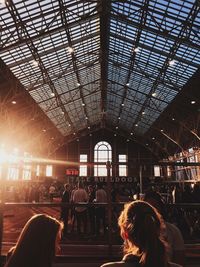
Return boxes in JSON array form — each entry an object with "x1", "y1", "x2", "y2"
[
  {"x1": 118, "y1": 117, "x2": 120, "y2": 120},
  {"x1": 115, "y1": 126, "x2": 118, "y2": 129},
  {"x1": 77, "y1": 82, "x2": 81, "y2": 86},
  {"x1": 50, "y1": 92, "x2": 55, "y2": 97},
  {"x1": 161, "y1": 129, "x2": 164, "y2": 132},
  {"x1": 168, "y1": 59, "x2": 176, "y2": 66},
  {"x1": 142, "y1": 111, "x2": 145, "y2": 115},
  {"x1": 126, "y1": 83, "x2": 129, "y2": 86},
  {"x1": 172, "y1": 118, "x2": 175, "y2": 121},
  {"x1": 11, "y1": 101, "x2": 16, "y2": 104},
  {"x1": 152, "y1": 92, "x2": 156, "y2": 97},
  {"x1": 121, "y1": 103, "x2": 124, "y2": 106},
  {"x1": 31, "y1": 60, "x2": 39, "y2": 67},
  {"x1": 152, "y1": 137, "x2": 155, "y2": 140},
  {"x1": 191, "y1": 100, "x2": 196, "y2": 104},
  {"x1": 67, "y1": 46, "x2": 74, "y2": 54},
  {"x1": 82, "y1": 103, "x2": 85, "y2": 106},
  {"x1": 135, "y1": 124, "x2": 138, "y2": 127},
  {"x1": 114, "y1": 134, "x2": 117, "y2": 136},
  {"x1": 133, "y1": 47, "x2": 140, "y2": 53},
  {"x1": 88, "y1": 126, "x2": 90, "y2": 129},
  {"x1": 85, "y1": 117, "x2": 88, "y2": 120},
  {"x1": 130, "y1": 132, "x2": 133, "y2": 135}
]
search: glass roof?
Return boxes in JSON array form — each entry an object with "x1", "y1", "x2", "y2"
[{"x1": 0, "y1": 0, "x2": 199, "y2": 138}]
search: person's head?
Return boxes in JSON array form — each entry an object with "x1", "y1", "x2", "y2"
[
  {"x1": 88, "y1": 185, "x2": 94, "y2": 192},
  {"x1": 78, "y1": 181, "x2": 84, "y2": 189},
  {"x1": 143, "y1": 191, "x2": 166, "y2": 219},
  {"x1": 5, "y1": 214, "x2": 63, "y2": 267},
  {"x1": 64, "y1": 183, "x2": 69, "y2": 190},
  {"x1": 118, "y1": 200, "x2": 167, "y2": 267}
]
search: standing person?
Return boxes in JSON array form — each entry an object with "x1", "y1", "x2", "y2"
[
  {"x1": 144, "y1": 191, "x2": 185, "y2": 266},
  {"x1": 95, "y1": 183, "x2": 107, "y2": 236},
  {"x1": 49, "y1": 184, "x2": 56, "y2": 202},
  {"x1": 88, "y1": 185, "x2": 96, "y2": 235},
  {"x1": 73, "y1": 182, "x2": 88, "y2": 235},
  {"x1": 4, "y1": 214, "x2": 63, "y2": 267},
  {"x1": 60, "y1": 183, "x2": 70, "y2": 237},
  {"x1": 100, "y1": 201, "x2": 182, "y2": 267}
]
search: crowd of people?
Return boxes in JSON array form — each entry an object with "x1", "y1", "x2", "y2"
[{"x1": 60, "y1": 182, "x2": 108, "y2": 237}]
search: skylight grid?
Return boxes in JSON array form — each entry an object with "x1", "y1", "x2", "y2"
[
  {"x1": 79, "y1": 63, "x2": 101, "y2": 85},
  {"x1": 3, "y1": 45, "x2": 32, "y2": 66},
  {"x1": 29, "y1": 84, "x2": 52, "y2": 103},
  {"x1": 60, "y1": 89, "x2": 80, "y2": 104},
  {"x1": 47, "y1": 111, "x2": 65, "y2": 123},
  {"x1": 176, "y1": 44, "x2": 200, "y2": 66},
  {"x1": 69, "y1": 17, "x2": 100, "y2": 40},
  {"x1": 53, "y1": 75, "x2": 76, "y2": 94},
  {"x1": 66, "y1": 0, "x2": 97, "y2": 17}
]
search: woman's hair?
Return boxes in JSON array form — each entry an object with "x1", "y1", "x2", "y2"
[
  {"x1": 5, "y1": 214, "x2": 63, "y2": 267},
  {"x1": 118, "y1": 200, "x2": 167, "y2": 267},
  {"x1": 144, "y1": 191, "x2": 167, "y2": 220}
]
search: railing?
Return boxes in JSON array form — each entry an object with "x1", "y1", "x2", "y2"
[{"x1": 1, "y1": 202, "x2": 200, "y2": 256}]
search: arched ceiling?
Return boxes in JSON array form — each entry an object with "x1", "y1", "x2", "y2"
[{"x1": 0, "y1": 0, "x2": 200, "y2": 157}]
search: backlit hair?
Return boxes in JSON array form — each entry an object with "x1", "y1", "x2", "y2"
[
  {"x1": 118, "y1": 200, "x2": 167, "y2": 267},
  {"x1": 5, "y1": 214, "x2": 63, "y2": 267}
]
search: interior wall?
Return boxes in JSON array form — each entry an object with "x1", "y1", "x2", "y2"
[{"x1": 54, "y1": 129, "x2": 157, "y2": 179}]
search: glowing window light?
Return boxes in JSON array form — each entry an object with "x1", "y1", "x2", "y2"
[
  {"x1": 23, "y1": 165, "x2": 31, "y2": 180},
  {"x1": 46, "y1": 165, "x2": 53, "y2": 177},
  {"x1": 119, "y1": 165, "x2": 127, "y2": 177},
  {"x1": 79, "y1": 165, "x2": 87, "y2": 176},
  {"x1": 36, "y1": 165, "x2": 40, "y2": 176},
  {"x1": 7, "y1": 167, "x2": 19, "y2": 180},
  {"x1": 154, "y1": 166, "x2": 161, "y2": 177}
]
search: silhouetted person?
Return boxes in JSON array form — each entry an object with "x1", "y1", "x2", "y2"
[
  {"x1": 5, "y1": 214, "x2": 63, "y2": 267},
  {"x1": 100, "y1": 201, "x2": 182, "y2": 267},
  {"x1": 60, "y1": 183, "x2": 70, "y2": 237}
]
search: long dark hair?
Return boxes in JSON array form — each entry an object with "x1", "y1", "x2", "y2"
[
  {"x1": 5, "y1": 214, "x2": 63, "y2": 267},
  {"x1": 118, "y1": 200, "x2": 167, "y2": 267}
]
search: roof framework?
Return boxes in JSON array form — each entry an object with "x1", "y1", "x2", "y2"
[{"x1": 0, "y1": 0, "x2": 200, "y2": 156}]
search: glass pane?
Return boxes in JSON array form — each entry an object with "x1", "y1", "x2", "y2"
[
  {"x1": 119, "y1": 165, "x2": 127, "y2": 176},
  {"x1": 46, "y1": 165, "x2": 53, "y2": 177},
  {"x1": 94, "y1": 165, "x2": 107, "y2": 176},
  {"x1": 119, "y1": 154, "x2": 127, "y2": 162},
  {"x1": 80, "y1": 154, "x2": 87, "y2": 162},
  {"x1": 79, "y1": 165, "x2": 87, "y2": 176},
  {"x1": 154, "y1": 166, "x2": 161, "y2": 177}
]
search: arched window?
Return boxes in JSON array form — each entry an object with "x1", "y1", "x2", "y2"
[{"x1": 94, "y1": 141, "x2": 112, "y2": 176}]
